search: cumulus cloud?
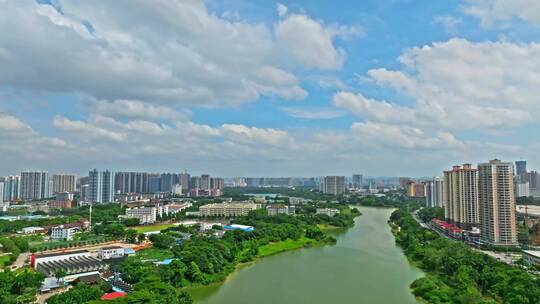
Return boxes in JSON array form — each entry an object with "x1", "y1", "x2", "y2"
[
  {"x1": 0, "y1": 0, "x2": 360, "y2": 107},
  {"x1": 276, "y1": 13, "x2": 357, "y2": 70},
  {"x1": 91, "y1": 100, "x2": 189, "y2": 121},
  {"x1": 351, "y1": 38, "x2": 539, "y2": 130},
  {"x1": 53, "y1": 116, "x2": 128, "y2": 142},
  {"x1": 463, "y1": 0, "x2": 540, "y2": 27},
  {"x1": 221, "y1": 124, "x2": 292, "y2": 146},
  {"x1": 0, "y1": 113, "x2": 31, "y2": 132},
  {"x1": 351, "y1": 122, "x2": 464, "y2": 150}
]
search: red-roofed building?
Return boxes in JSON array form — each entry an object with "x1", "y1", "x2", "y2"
[{"x1": 101, "y1": 292, "x2": 126, "y2": 301}]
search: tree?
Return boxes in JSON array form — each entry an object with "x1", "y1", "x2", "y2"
[
  {"x1": 126, "y1": 229, "x2": 138, "y2": 244},
  {"x1": 123, "y1": 218, "x2": 140, "y2": 227},
  {"x1": 54, "y1": 269, "x2": 67, "y2": 285},
  {"x1": 46, "y1": 283, "x2": 103, "y2": 304},
  {"x1": 185, "y1": 261, "x2": 204, "y2": 283},
  {"x1": 149, "y1": 234, "x2": 175, "y2": 249}
]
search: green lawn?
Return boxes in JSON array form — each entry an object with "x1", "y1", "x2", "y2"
[
  {"x1": 0, "y1": 255, "x2": 12, "y2": 268},
  {"x1": 317, "y1": 224, "x2": 344, "y2": 232},
  {"x1": 136, "y1": 248, "x2": 174, "y2": 261},
  {"x1": 133, "y1": 223, "x2": 175, "y2": 233},
  {"x1": 257, "y1": 237, "x2": 315, "y2": 257}
]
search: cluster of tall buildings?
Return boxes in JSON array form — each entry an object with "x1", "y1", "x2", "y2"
[
  {"x1": 513, "y1": 160, "x2": 540, "y2": 198},
  {"x1": 0, "y1": 172, "x2": 77, "y2": 205},
  {"x1": 80, "y1": 169, "x2": 225, "y2": 204},
  {"x1": 408, "y1": 160, "x2": 518, "y2": 247}
]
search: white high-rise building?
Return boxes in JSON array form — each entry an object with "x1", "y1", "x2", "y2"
[
  {"x1": 2, "y1": 175, "x2": 20, "y2": 202},
  {"x1": 20, "y1": 171, "x2": 50, "y2": 201},
  {"x1": 88, "y1": 169, "x2": 114, "y2": 203},
  {"x1": 516, "y1": 181, "x2": 530, "y2": 198},
  {"x1": 425, "y1": 177, "x2": 444, "y2": 208},
  {"x1": 443, "y1": 164, "x2": 479, "y2": 229},
  {"x1": 478, "y1": 159, "x2": 518, "y2": 247},
  {"x1": 0, "y1": 182, "x2": 4, "y2": 205},
  {"x1": 323, "y1": 176, "x2": 346, "y2": 195}
]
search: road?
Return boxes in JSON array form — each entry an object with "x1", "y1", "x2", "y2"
[{"x1": 12, "y1": 252, "x2": 30, "y2": 270}]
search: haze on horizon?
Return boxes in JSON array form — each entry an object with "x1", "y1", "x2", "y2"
[{"x1": 1, "y1": 0, "x2": 540, "y2": 177}]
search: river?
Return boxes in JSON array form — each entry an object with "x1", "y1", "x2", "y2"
[{"x1": 189, "y1": 207, "x2": 424, "y2": 304}]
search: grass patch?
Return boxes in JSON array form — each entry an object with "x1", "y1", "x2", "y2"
[
  {"x1": 317, "y1": 224, "x2": 344, "y2": 232},
  {"x1": 257, "y1": 237, "x2": 316, "y2": 257},
  {"x1": 136, "y1": 248, "x2": 174, "y2": 261},
  {"x1": 133, "y1": 223, "x2": 175, "y2": 233},
  {"x1": 0, "y1": 255, "x2": 12, "y2": 268}
]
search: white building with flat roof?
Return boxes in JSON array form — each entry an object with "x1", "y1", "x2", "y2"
[
  {"x1": 126, "y1": 207, "x2": 157, "y2": 224},
  {"x1": 199, "y1": 202, "x2": 259, "y2": 217},
  {"x1": 50, "y1": 226, "x2": 78, "y2": 241},
  {"x1": 316, "y1": 208, "x2": 340, "y2": 217}
]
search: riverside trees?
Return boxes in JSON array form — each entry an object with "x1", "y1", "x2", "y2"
[{"x1": 391, "y1": 209, "x2": 540, "y2": 304}]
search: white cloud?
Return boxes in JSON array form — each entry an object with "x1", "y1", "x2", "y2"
[
  {"x1": 53, "y1": 116, "x2": 128, "y2": 142},
  {"x1": 463, "y1": 0, "x2": 540, "y2": 27},
  {"x1": 351, "y1": 122, "x2": 464, "y2": 150},
  {"x1": 277, "y1": 3, "x2": 288, "y2": 17},
  {"x1": 282, "y1": 107, "x2": 345, "y2": 119},
  {"x1": 221, "y1": 124, "x2": 293, "y2": 146},
  {"x1": 92, "y1": 100, "x2": 189, "y2": 121},
  {"x1": 0, "y1": 0, "x2": 358, "y2": 107},
  {"x1": 0, "y1": 113, "x2": 31, "y2": 131},
  {"x1": 358, "y1": 38, "x2": 539, "y2": 130},
  {"x1": 332, "y1": 92, "x2": 415, "y2": 124},
  {"x1": 276, "y1": 14, "x2": 348, "y2": 70}
]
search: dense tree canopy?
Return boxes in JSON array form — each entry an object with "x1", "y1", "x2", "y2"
[{"x1": 391, "y1": 209, "x2": 540, "y2": 304}]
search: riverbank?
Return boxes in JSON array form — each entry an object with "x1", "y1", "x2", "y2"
[
  {"x1": 390, "y1": 209, "x2": 540, "y2": 303},
  {"x1": 190, "y1": 207, "x2": 423, "y2": 304}
]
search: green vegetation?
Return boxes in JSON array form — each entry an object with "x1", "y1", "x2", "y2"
[
  {"x1": 56, "y1": 203, "x2": 125, "y2": 223},
  {"x1": 257, "y1": 236, "x2": 322, "y2": 257},
  {"x1": 417, "y1": 207, "x2": 445, "y2": 222},
  {"x1": 0, "y1": 236, "x2": 29, "y2": 266},
  {"x1": 0, "y1": 268, "x2": 44, "y2": 303},
  {"x1": 30, "y1": 235, "x2": 118, "y2": 252},
  {"x1": 390, "y1": 208, "x2": 540, "y2": 304},
  {"x1": 133, "y1": 223, "x2": 175, "y2": 233},
  {"x1": 346, "y1": 193, "x2": 422, "y2": 210},
  {"x1": 137, "y1": 248, "x2": 174, "y2": 260},
  {"x1": 118, "y1": 205, "x2": 357, "y2": 301}
]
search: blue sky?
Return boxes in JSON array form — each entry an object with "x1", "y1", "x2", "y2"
[{"x1": 1, "y1": 0, "x2": 540, "y2": 177}]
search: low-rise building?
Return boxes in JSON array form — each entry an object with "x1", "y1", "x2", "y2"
[
  {"x1": 288, "y1": 197, "x2": 311, "y2": 205},
  {"x1": 20, "y1": 226, "x2": 46, "y2": 234},
  {"x1": 316, "y1": 208, "x2": 340, "y2": 217},
  {"x1": 523, "y1": 250, "x2": 540, "y2": 266},
  {"x1": 266, "y1": 204, "x2": 295, "y2": 216},
  {"x1": 97, "y1": 246, "x2": 125, "y2": 260},
  {"x1": 125, "y1": 207, "x2": 157, "y2": 224},
  {"x1": 199, "y1": 202, "x2": 259, "y2": 217},
  {"x1": 50, "y1": 225, "x2": 79, "y2": 241},
  {"x1": 159, "y1": 203, "x2": 192, "y2": 216},
  {"x1": 32, "y1": 250, "x2": 107, "y2": 278},
  {"x1": 47, "y1": 199, "x2": 72, "y2": 209},
  {"x1": 56, "y1": 192, "x2": 74, "y2": 201}
]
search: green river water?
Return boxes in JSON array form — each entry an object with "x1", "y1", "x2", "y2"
[{"x1": 189, "y1": 207, "x2": 424, "y2": 304}]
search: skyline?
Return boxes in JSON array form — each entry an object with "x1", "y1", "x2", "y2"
[{"x1": 2, "y1": 0, "x2": 540, "y2": 176}]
